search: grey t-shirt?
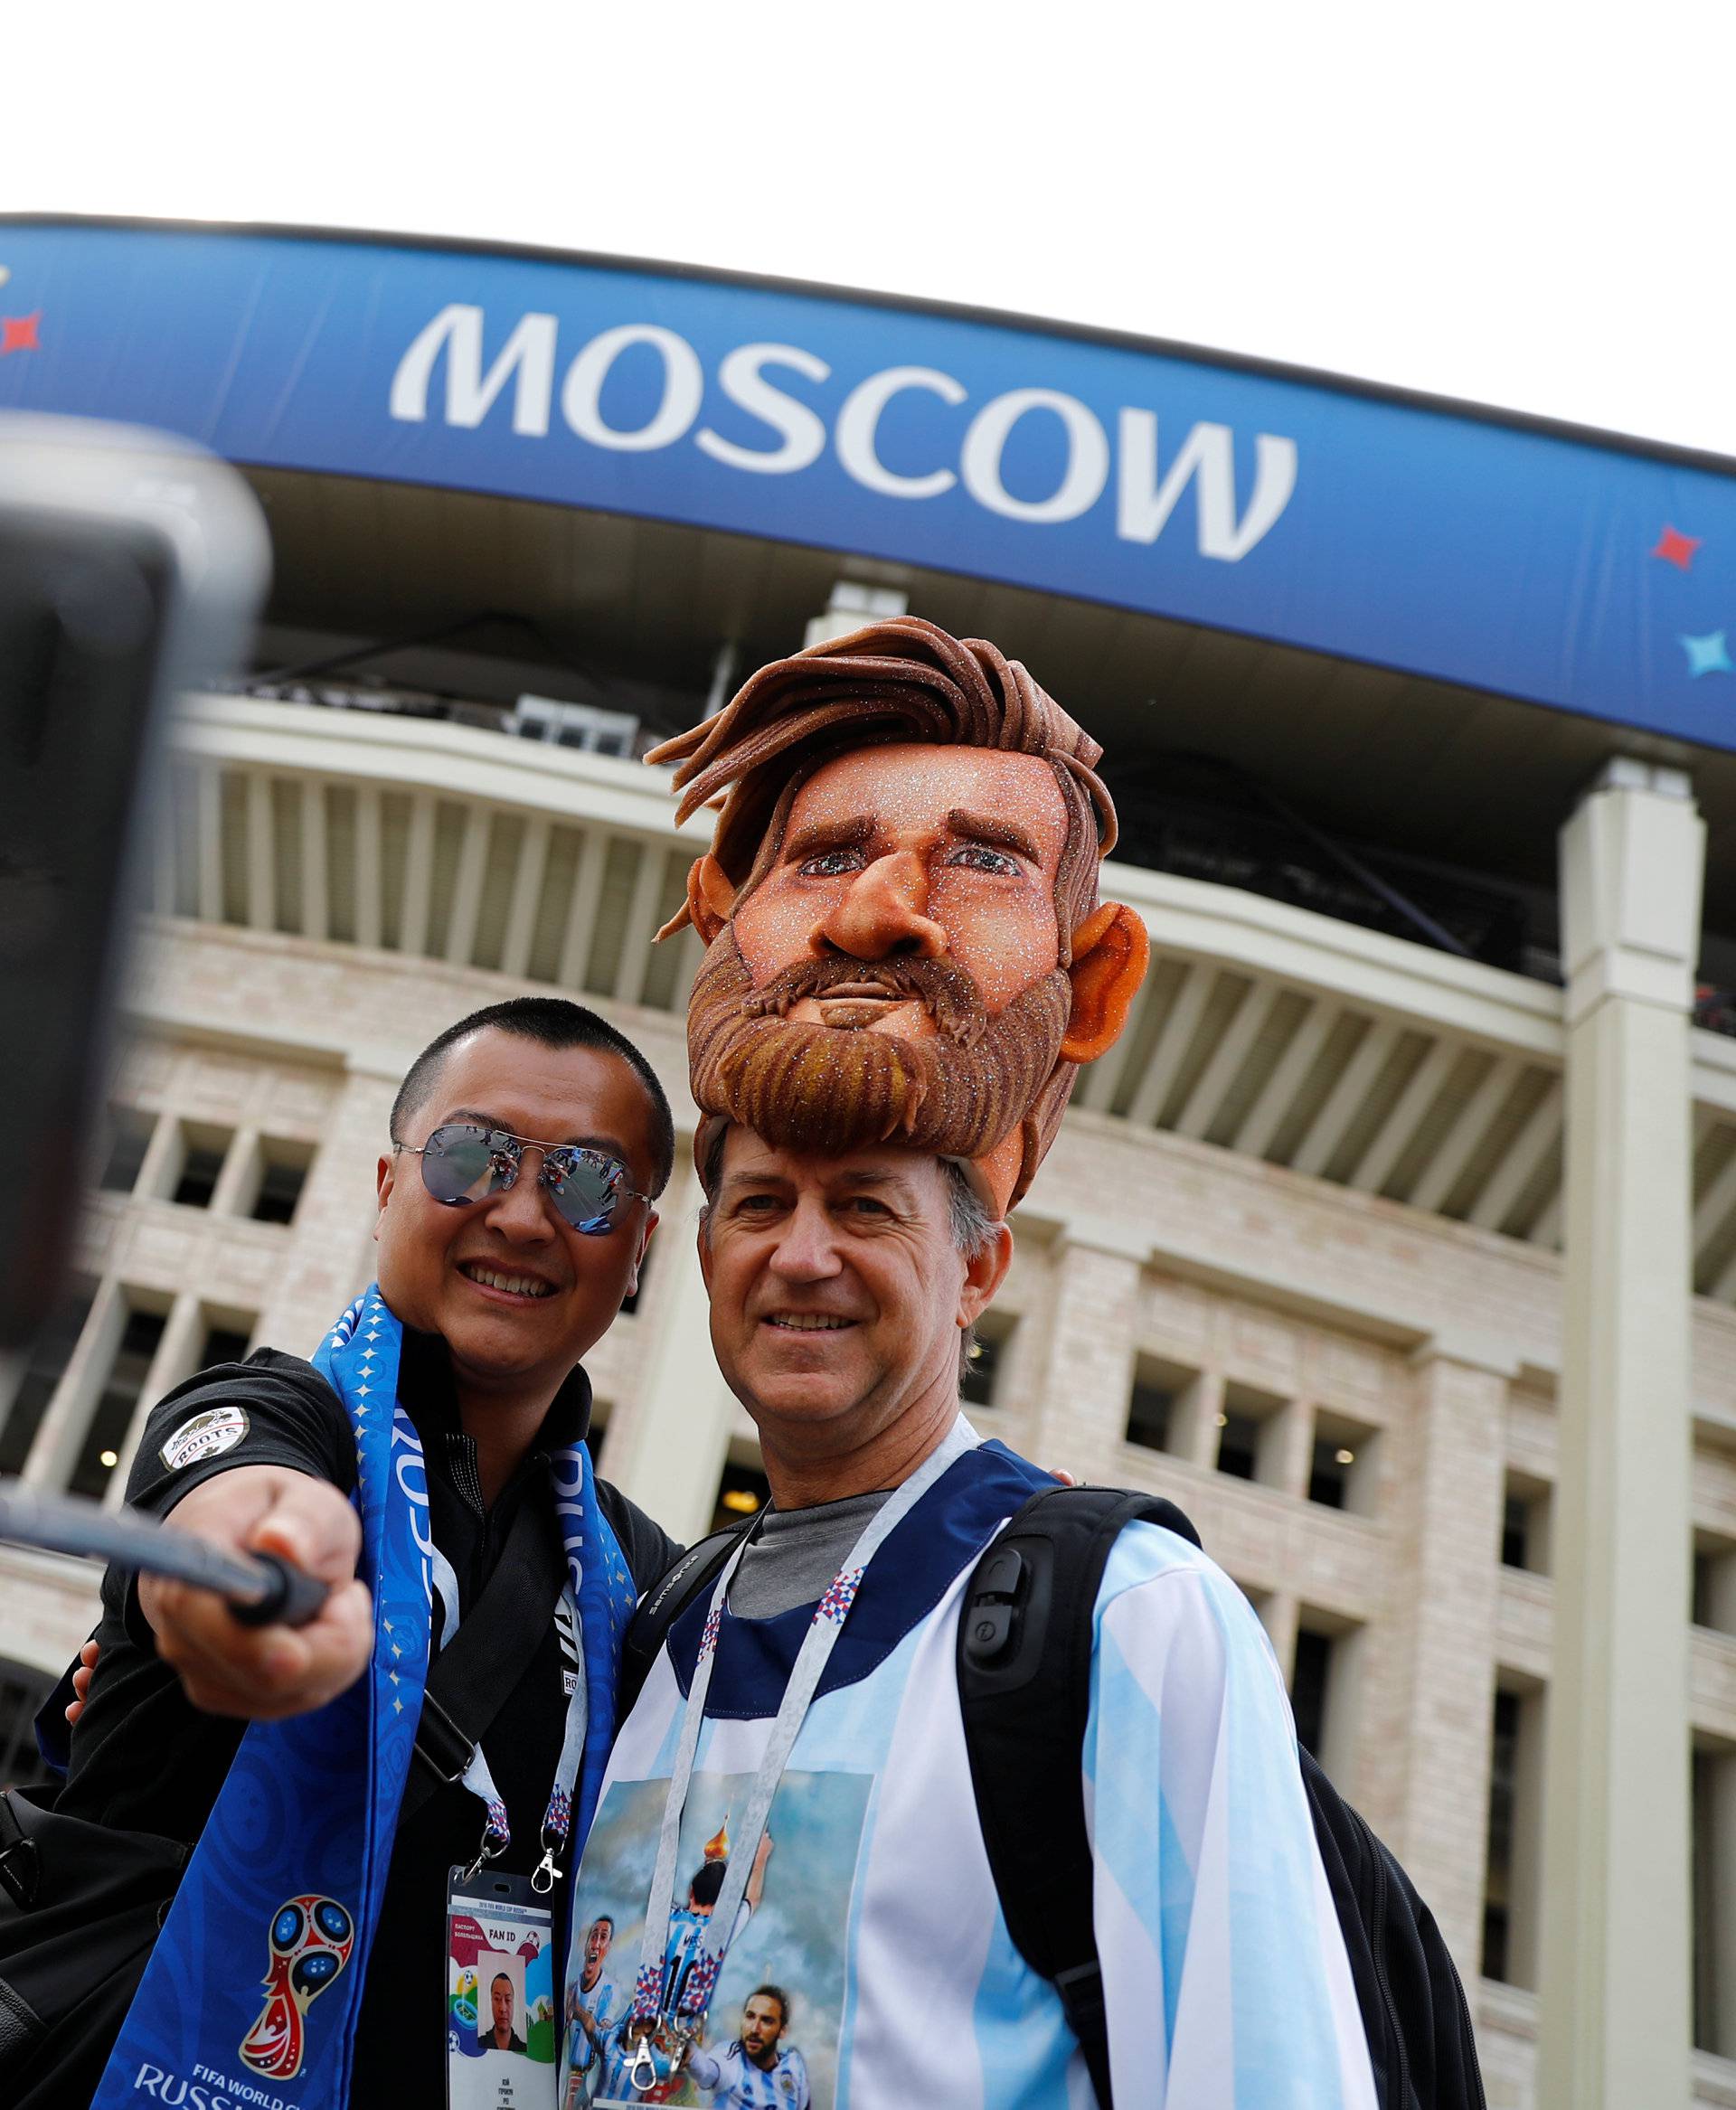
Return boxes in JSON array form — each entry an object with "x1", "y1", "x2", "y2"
[
  {"x1": 725, "y1": 1416, "x2": 977, "y2": 1620},
  {"x1": 728, "y1": 1490, "x2": 891, "y2": 1619}
]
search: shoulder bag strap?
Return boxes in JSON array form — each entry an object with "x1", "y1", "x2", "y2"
[
  {"x1": 397, "y1": 1490, "x2": 567, "y2": 1829},
  {"x1": 617, "y1": 1519, "x2": 756, "y2": 1719},
  {"x1": 957, "y1": 1484, "x2": 1202, "y2": 2109}
]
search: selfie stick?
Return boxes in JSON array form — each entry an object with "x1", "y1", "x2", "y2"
[{"x1": 0, "y1": 1478, "x2": 329, "y2": 1627}]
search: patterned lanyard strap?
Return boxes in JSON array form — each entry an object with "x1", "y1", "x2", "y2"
[
  {"x1": 429, "y1": 1467, "x2": 592, "y2": 1893},
  {"x1": 623, "y1": 1423, "x2": 969, "y2": 2088}
]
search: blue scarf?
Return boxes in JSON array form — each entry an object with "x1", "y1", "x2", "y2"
[{"x1": 94, "y1": 1286, "x2": 637, "y2": 2108}]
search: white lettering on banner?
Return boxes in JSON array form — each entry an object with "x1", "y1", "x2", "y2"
[
  {"x1": 696, "y1": 343, "x2": 831, "y2": 474},
  {"x1": 1118, "y1": 411, "x2": 1297, "y2": 560},
  {"x1": 388, "y1": 306, "x2": 557, "y2": 437},
  {"x1": 387, "y1": 307, "x2": 1298, "y2": 559},
  {"x1": 961, "y1": 387, "x2": 1110, "y2": 524},
  {"x1": 389, "y1": 1423, "x2": 436, "y2": 1597},
  {"x1": 834, "y1": 364, "x2": 967, "y2": 499},
  {"x1": 561, "y1": 324, "x2": 703, "y2": 451}
]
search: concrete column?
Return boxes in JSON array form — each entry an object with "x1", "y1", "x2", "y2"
[
  {"x1": 1381, "y1": 1339, "x2": 1509, "y2": 1976},
  {"x1": 105, "y1": 1289, "x2": 205, "y2": 1506},
  {"x1": 599, "y1": 1159, "x2": 736, "y2": 1548},
  {"x1": 1026, "y1": 1223, "x2": 1145, "y2": 1483},
  {"x1": 23, "y1": 1279, "x2": 127, "y2": 1491},
  {"x1": 254, "y1": 1058, "x2": 396, "y2": 1355},
  {"x1": 1539, "y1": 759, "x2": 1703, "y2": 2108}
]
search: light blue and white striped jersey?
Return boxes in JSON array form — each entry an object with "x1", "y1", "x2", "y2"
[
  {"x1": 566, "y1": 1440, "x2": 1375, "y2": 2109},
  {"x1": 688, "y1": 2039, "x2": 812, "y2": 2107}
]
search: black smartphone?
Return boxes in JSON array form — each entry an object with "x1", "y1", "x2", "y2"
[{"x1": 0, "y1": 415, "x2": 269, "y2": 1349}]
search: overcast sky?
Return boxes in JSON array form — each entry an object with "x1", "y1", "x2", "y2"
[{"x1": 9, "y1": 2, "x2": 1732, "y2": 457}]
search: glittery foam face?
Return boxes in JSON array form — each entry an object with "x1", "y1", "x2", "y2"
[
  {"x1": 647, "y1": 617, "x2": 1138, "y2": 1210},
  {"x1": 688, "y1": 929, "x2": 1072, "y2": 1168}
]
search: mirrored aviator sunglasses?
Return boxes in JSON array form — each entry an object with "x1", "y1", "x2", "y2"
[{"x1": 410, "y1": 1122, "x2": 648, "y2": 1236}]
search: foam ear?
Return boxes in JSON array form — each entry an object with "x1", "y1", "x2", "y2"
[
  {"x1": 1060, "y1": 902, "x2": 1149, "y2": 1063},
  {"x1": 657, "y1": 853, "x2": 737, "y2": 945}
]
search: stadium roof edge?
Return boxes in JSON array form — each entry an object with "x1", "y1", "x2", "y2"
[{"x1": 6, "y1": 209, "x2": 1733, "y2": 485}]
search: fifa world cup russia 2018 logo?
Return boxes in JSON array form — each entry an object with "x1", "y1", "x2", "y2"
[{"x1": 239, "y1": 1894, "x2": 355, "y2": 2079}]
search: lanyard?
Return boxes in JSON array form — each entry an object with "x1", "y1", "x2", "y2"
[
  {"x1": 625, "y1": 1420, "x2": 973, "y2": 2063},
  {"x1": 430, "y1": 1546, "x2": 590, "y2": 1893}
]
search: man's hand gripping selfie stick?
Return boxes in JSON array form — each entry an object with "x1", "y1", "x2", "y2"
[{"x1": 0, "y1": 1478, "x2": 329, "y2": 1627}]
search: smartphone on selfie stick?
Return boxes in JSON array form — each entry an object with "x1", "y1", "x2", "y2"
[{"x1": 0, "y1": 415, "x2": 270, "y2": 1360}]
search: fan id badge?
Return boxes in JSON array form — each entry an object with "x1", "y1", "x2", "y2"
[{"x1": 447, "y1": 1867, "x2": 558, "y2": 2110}]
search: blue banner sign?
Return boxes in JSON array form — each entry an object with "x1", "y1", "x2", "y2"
[{"x1": 3, "y1": 221, "x2": 1735, "y2": 749}]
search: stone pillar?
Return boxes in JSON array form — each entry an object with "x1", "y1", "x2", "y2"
[
  {"x1": 104, "y1": 1289, "x2": 206, "y2": 1506},
  {"x1": 599, "y1": 1158, "x2": 736, "y2": 1548},
  {"x1": 1381, "y1": 1339, "x2": 1509, "y2": 1976},
  {"x1": 1025, "y1": 1220, "x2": 1146, "y2": 1483},
  {"x1": 1539, "y1": 759, "x2": 1703, "y2": 2108},
  {"x1": 256, "y1": 1057, "x2": 397, "y2": 1355}
]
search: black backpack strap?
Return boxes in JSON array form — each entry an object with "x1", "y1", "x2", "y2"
[
  {"x1": 397, "y1": 1492, "x2": 567, "y2": 1829},
  {"x1": 956, "y1": 1484, "x2": 1202, "y2": 2109},
  {"x1": 618, "y1": 1519, "x2": 757, "y2": 1719}
]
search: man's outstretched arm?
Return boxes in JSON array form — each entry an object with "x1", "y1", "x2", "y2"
[
  {"x1": 1085, "y1": 1525, "x2": 1377, "y2": 2107},
  {"x1": 138, "y1": 1465, "x2": 373, "y2": 1718}
]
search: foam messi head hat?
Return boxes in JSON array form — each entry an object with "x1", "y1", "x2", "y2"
[{"x1": 647, "y1": 616, "x2": 1150, "y2": 1218}]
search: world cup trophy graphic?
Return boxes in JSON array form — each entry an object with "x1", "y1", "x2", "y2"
[{"x1": 240, "y1": 1894, "x2": 355, "y2": 2079}]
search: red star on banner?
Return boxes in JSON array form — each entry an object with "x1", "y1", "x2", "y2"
[
  {"x1": 0, "y1": 310, "x2": 40, "y2": 355},
  {"x1": 1652, "y1": 523, "x2": 1702, "y2": 571}
]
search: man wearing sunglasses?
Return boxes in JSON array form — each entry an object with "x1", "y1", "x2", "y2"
[{"x1": 25, "y1": 996, "x2": 684, "y2": 2110}]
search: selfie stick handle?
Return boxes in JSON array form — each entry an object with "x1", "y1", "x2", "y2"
[{"x1": 0, "y1": 1478, "x2": 330, "y2": 1628}]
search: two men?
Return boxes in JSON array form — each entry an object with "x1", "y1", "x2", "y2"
[
  {"x1": 24, "y1": 617, "x2": 1381, "y2": 2108},
  {"x1": 558, "y1": 619, "x2": 1376, "y2": 2105}
]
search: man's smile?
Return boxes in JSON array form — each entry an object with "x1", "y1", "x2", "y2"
[
  {"x1": 762, "y1": 1311, "x2": 857, "y2": 1332},
  {"x1": 458, "y1": 1261, "x2": 558, "y2": 1301}
]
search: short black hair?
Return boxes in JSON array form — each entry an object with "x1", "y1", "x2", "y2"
[
  {"x1": 748, "y1": 1983, "x2": 791, "y2": 2030},
  {"x1": 688, "y1": 1858, "x2": 727, "y2": 1907},
  {"x1": 391, "y1": 997, "x2": 675, "y2": 1195},
  {"x1": 491, "y1": 1973, "x2": 513, "y2": 1992}
]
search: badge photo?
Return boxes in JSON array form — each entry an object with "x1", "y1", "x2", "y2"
[{"x1": 158, "y1": 1403, "x2": 250, "y2": 1472}]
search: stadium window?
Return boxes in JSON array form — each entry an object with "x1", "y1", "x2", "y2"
[
  {"x1": 711, "y1": 1455, "x2": 770, "y2": 1536},
  {"x1": 1501, "y1": 1474, "x2": 1552, "y2": 1575},
  {"x1": 0, "y1": 1279, "x2": 95, "y2": 1477},
  {"x1": 250, "y1": 1140, "x2": 314, "y2": 1226},
  {"x1": 1215, "y1": 1379, "x2": 1286, "y2": 1486},
  {"x1": 168, "y1": 1124, "x2": 234, "y2": 1210},
  {"x1": 196, "y1": 1318, "x2": 255, "y2": 1372},
  {"x1": 1308, "y1": 1410, "x2": 1379, "y2": 1515},
  {"x1": 1290, "y1": 1628, "x2": 1334, "y2": 1759},
  {"x1": 1124, "y1": 1354, "x2": 1198, "y2": 1455},
  {"x1": 1482, "y1": 1682, "x2": 1543, "y2": 1990},
  {"x1": 69, "y1": 1304, "x2": 167, "y2": 1499},
  {"x1": 961, "y1": 1314, "x2": 1016, "y2": 1411},
  {"x1": 1292, "y1": 1609, "x2": 1363, "y2": 1791},
  {"x1": 1693, "y1": 1530, "x2": 1736, "y2": 1636},
  {"x1": 0, "y1": 1660, "x2": 57, "y2": 1792},
  {"x1": 1694, "y1": 1741, "x2": 1736, "y2": 2056},
  {"x1": 99, "y1": 1106, "x2": 156, "y2": 1195}
]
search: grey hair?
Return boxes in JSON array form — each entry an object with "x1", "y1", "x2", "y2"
[
  {"x1": 942, "y1": 1161, "x2": 1004, "y2": 1386},
  {"x1": 942, "y1": 1160, "x2": 1000, "y2": 1260}
]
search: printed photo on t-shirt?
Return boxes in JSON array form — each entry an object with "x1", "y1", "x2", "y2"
[{"x1": 566, "y1": 1769, "x2": 870, "y2": 2110}]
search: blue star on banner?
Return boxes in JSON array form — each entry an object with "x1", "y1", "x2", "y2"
[{"x1": 1681, "y1": 630, "x2": 1735, "y2": 678}]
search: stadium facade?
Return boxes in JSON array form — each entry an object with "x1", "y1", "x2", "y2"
[{"x1": 5, "y1": 217, "x2": 1736, "y2": 2106}]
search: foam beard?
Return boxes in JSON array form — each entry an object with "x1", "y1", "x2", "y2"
[{"x1": 689, "y1": 934, "x2": 1073, "y2": 1161}]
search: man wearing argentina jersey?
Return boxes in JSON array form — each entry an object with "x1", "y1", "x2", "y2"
[
  {"x1": 565, "y1": 1915, "x2": 622, "y2": 2106},
  {"x1": 563, "y1": 620, "x2": 1377, "y2": 2105},
  {"x1": 687, "y1": 1987, "x2": 812, "y2": 2109},
  {"x1": 579, "y1": 1128, "x2": 1377, "y2": 2106}
]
